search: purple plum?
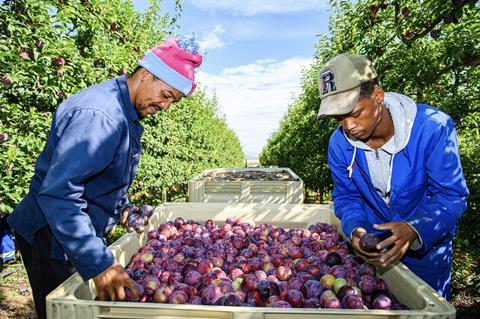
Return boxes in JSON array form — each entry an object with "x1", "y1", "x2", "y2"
[
  {"x1": 258, "y1": 280, "x2": 280, "y2": 301},
  {"x1": 360, "y1": 233, "x2": 381, "y2": 252},
  {"x1": 325, "y1": 252, "x2": 342, "y2": 266},
  {"x1": 342, "y1": 294, "x2": 364, "y2": 309},
  {"x1": 373, "y1": 294, "x2": 392, "y2": 309},
  {"x1": 168, "y1": 290, "x2": 188, "y2": 304},
  {"x1": 304, "y1": 280, "x2": 323, "y2": 299},
  {"x1": 139, "y1": 205, "x2": 154, "y2": 218},
  {"x1": 359, "y1": 275, "x2": 377, "y2": 294}
]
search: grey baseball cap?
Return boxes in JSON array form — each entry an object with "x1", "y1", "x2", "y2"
[{"x1": 317, "y1": 53, "x2": 377, "y2": 119}]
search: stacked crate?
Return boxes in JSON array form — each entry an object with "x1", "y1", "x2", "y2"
[{"x1": 188, "y1": 167, "x2": 304, "y2": 204}]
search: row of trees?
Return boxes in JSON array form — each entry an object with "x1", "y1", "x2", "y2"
[
  {"x1": 260, "y1": 0, "x2": 479, "y2": 298},
  {"x1": 0, "y1": 0, "x2": 244, "y2": 213}
]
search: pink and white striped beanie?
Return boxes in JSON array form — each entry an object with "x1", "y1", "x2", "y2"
[{"x1": 139, "y1": 35, "x2": 202, "y2": 97}]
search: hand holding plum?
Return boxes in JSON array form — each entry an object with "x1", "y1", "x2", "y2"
[
  {"x1": 119, "y1": 204, "x2": 154, "y2": 233},
  {"x1": 351, "y1": 227, "x2": 382, "y2": 262},
  {"x1": 93, "y1": 262, "x2": 139, "y2": 301},
  {"x1": 373, "y1": 222, "x2": 418, "y2": 267}
]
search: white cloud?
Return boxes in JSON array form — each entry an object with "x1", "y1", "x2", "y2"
[
  {"x1": 189, "y1": 0, "x2": 327, "y2": 15},
  {"x1": 198, "y1": 25, "x2": 225, "y2": 51},
  {"x1": 227, "y1": 18, "x2": 323, "y2": 41},
  {"x1": 197, "y1": 57, "x2": 313, "y2": 157}
]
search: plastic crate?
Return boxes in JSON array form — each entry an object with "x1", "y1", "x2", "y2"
[
  {"x1": 46, "y1": 203, "x2": 455, "y2": 319},
  {"x1": 188, "y1": 168, "x2": 304, "y2": 204}
]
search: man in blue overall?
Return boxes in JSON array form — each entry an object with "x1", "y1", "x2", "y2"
[
  {"x1": 7, "y1": 36, "x2": 202, "y2": 319},
  {"x1": 317, "y1": 53, "x2": 469, "y2": 300}
]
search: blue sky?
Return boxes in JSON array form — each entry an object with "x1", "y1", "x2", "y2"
[{"x1": 134, "y1": 0, "x2": 332, "y2": 158}]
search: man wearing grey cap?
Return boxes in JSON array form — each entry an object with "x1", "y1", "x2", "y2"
[{"x1": 319, "y1": 53, "x2": 469, "y2": 300}]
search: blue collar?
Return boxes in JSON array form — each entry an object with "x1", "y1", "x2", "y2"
[{"x1": 116, "y1": 75, "x2": 139, "y2": 124}]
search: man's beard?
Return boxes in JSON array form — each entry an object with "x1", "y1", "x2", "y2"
[{"x1": 134, "y1": 105, "x2": 146, "y2": 120}]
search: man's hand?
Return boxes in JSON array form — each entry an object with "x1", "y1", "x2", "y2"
[
  {"x1": 93, "y1": 262, "x2": 139, "y2": 301},
  {"x1": 119, "y1": 205, "x2": 149, "y2": 233},
  {"x1": 374, "y1": 222, "x2": 418, "y2": 267},
  {"x1": 351, "y1": 227, "x2": 382, "y2": 263}
]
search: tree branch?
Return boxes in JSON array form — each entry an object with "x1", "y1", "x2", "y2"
[
  {"x1": 418, "y1": 55, "x2": 479, "y2": 90},
  {"x1": 396, "y1": 1, "x2": 469, "y2": 46},
  {"x1": 393, "y1": 2, "x2": 405, "y2": 42}
]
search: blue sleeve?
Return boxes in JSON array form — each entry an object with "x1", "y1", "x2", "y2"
[
  {"x1": 36, "y1": 109, "x2": 120, "y2": 280},
  {"x1": 328, "y1": 140, "x2": 369, "y2": 239},
  {"x1": 117, "y1": 194, "x2": 130, "y2": 209},
  {"x1": 407, "y1": 118, "x2": 469, "y2": 254},
  {"x1": 116, "y1": 194, "x2": 130, "y2": 213}
]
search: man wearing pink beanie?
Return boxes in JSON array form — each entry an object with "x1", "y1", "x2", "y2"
[{"x1": 8, "y1": 36, "x2": 202, "y2": 319}]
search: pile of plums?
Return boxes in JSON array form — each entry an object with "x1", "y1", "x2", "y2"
[
  {"x1": 124, "y1": 217, "x2": 408, "y2": 310},
  {"x1": 201, "y1": 170, "x2": 298, "y2": 181}
]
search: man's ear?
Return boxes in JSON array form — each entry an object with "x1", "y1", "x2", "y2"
[
  {"x1": 140, "y1": 69, "x2": 151, "y2": 81},
  {"x1": 373, "y1": 85, "x2": 385, "y2": 105}
]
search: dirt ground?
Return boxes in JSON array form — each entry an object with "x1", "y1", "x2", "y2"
[
  {"x1": 0, "y1": 260, "x2": 478, "y2": 319},
  {"x1": 0, "y1": 261, "x2": 37, "y2": 319},
  {"x1": 451, "y1": 288, "x2": 480, "y2": 319}
]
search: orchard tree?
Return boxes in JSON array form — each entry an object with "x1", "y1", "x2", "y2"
[
  {"x1": 130, "y1": 90, "x2": 245, "y2": 205},
  {"x1": 0, "y1": 0, "x2": 244, "y2": 213},
  {"x1": 0, "y1": 0, "x2": 180, "y2": 110}
]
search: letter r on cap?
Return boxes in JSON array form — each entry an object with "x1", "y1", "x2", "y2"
[{"x1": 320, "y1": 70, "x2": 336, "y2": 94}]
